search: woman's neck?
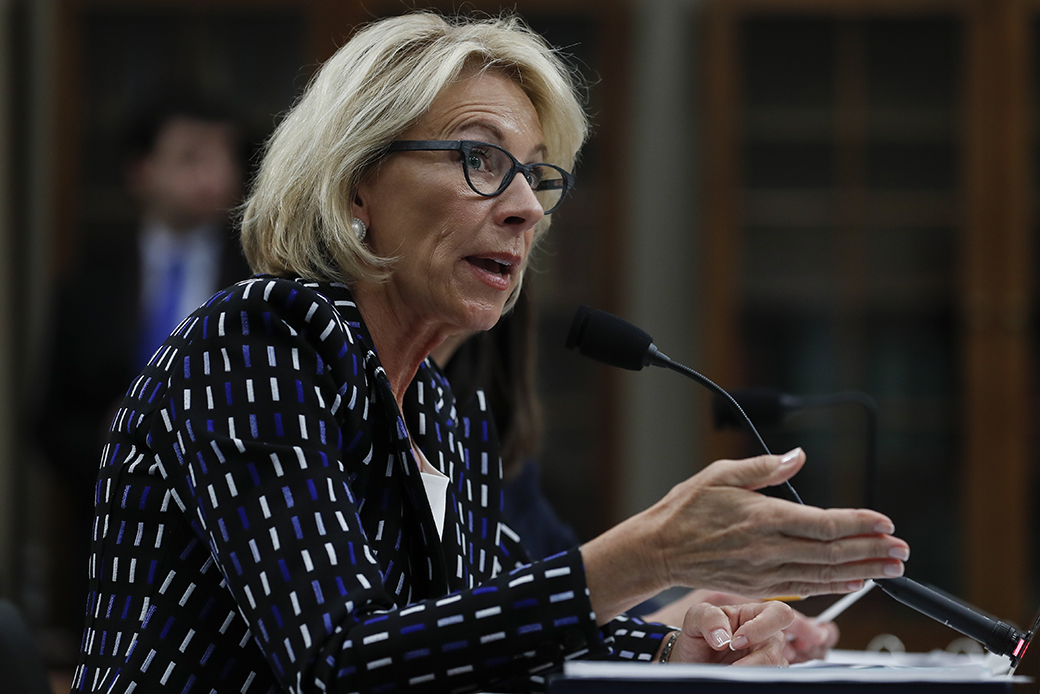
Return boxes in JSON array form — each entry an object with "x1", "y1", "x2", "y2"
[
  {"x1": 352, "y1": 284, "x2": 447, "y2": 410},
  {"x1": 429, "y1": 330, "x2": 471, "y2": 368}
]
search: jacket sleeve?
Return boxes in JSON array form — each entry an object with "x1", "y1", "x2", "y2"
[
  {"x1": 601, "y1": 613, "x2": 675, "y2": 662},
  {"x1": 146, "y1": 278, "x2": 610, "y2": 693}
]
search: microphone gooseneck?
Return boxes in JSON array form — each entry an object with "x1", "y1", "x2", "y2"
[
  {"x1": 564, "y1": 304, "x2": 1035, "y2": 667},
  {"x1": 655, "y1": 356, "x2": 803, "y2": 505},
  {"x1": 713, "y1": 389, "x2": 880, "y2": 511},
  {"x1": 566, "y1": 305, "x2": 800, "y2": 502}
]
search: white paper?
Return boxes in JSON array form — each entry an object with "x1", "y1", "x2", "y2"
[{"x1": 562, "y1": 650, "x2": 1030, "y2": 684}]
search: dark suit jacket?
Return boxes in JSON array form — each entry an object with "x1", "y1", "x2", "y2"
[
  {"x1": 38, "y1": 223, "x2": 250, "y2": 501},
  {"x1": 36, "y1": 223, "x2": 251, "y2": 639},
  {"x1": 71, "y1": 277, "x2": 668, "y2": 693}
]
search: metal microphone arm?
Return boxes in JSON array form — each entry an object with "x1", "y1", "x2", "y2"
[
  {"x1": 797, "y1": 392, "x2": 879, "y2": 511},
  {"x1": 646, "y1": 350, "x2": 803, "y2": 504},
  {"x1": 714, "y1": 389, "x2": 879, "y2": 511}
]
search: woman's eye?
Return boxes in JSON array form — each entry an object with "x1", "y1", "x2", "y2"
[{"x1": 466, "y1": 149, "x2": 492, "y2": 172}]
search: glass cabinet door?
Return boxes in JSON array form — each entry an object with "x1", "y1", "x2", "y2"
[
  {"x1": 703, "y1": 1, "x2": 1036, "y2": 647},
  {"x1": 737, "y1": 15, "x2": 960, "y2": 591}
]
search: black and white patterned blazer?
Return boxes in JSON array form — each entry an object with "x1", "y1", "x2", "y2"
[{"x1": 71, "y1": 276, "x2": 670, "y2": 693}]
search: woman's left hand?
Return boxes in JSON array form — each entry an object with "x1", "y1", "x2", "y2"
[
  {"x1": 645, "y1": 589, "x2": 839, "y2": 663},
  {"x1": 665, "y1": 601, "x2": 795, "y2": 666}
]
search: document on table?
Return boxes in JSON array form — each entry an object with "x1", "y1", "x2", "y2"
[{"x1": 562, "y1": 650, "x2": 1030, "y2": 684}]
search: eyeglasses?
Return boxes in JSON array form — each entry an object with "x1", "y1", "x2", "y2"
[{"x1": 385, "y1": 140, "x2": 574, "y2": 215}]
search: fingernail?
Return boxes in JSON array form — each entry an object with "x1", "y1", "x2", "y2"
[
  {"x1": 710, "y1": 629, "x2": 731, "y2": 649},
  {"x1": 889, "y1": 546, "x2": 909, "y2": 561},
  {"x1": 885, "y1": 563, "x2": 904, "y2": 577},
  {"x1": 874, "y1": 521, "x2": 894, "y2": 534},
  {"x1": 729, "y1": 635, "x2": 749, "y2": 650},
  {"x1": 779, "y1": 448, "x2": 802, "y2": 466},
  {"x1": 846, "y1": 580, "x2": 864, "y2": 592}
]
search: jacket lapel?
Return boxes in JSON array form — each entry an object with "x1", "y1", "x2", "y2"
[
  {"x1": 404, "y1": 362, "x2": 472, "y2": 593},
  {"x1": 313, "y1": 281, "x2": 452, "y2": 599}
]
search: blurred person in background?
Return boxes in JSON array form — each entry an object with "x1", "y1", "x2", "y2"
[{"x1": 36, "y1": 92, "x2": 250, "y2": 653}]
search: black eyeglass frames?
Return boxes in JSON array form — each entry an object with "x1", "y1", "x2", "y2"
[{"x1": 385, "y1": 140, "x2": 574, "y2": 215}]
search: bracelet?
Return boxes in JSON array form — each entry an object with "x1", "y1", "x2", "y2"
[{"x1": 658, "y1": 631, "x2": 680, "y2": 663}]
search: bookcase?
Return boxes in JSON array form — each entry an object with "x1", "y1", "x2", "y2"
[{"x1": 701, "y1": 0, "x2": 1037, "y2": 646}]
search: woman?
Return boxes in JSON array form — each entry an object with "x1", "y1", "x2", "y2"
[{"x1": 72, "y1": 13, "x2": 907, "y2": 693}]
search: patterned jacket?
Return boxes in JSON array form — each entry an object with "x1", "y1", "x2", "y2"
[{"x1": 72, "y1": 276, "x2": 670, "y2": 693}]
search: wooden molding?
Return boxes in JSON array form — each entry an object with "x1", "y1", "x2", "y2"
[{"x1": 960, "y1": 0, "x2": 1034, "y2": 623}]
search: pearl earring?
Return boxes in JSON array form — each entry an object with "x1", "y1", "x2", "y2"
[{"x1": 351, "y1": 218, "x2": 367, "y2": 241}]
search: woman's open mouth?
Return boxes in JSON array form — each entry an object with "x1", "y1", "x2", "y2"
[
  {"x1": 465, "y1": 254, "x2": 519, "y2": 291},
  {"x1": 467, "y1": 256, "x2": 513, "y2": 276}
]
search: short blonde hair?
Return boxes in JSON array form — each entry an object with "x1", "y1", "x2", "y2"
[{"x1": 240, "y1": 11, "x2": 589, "y2": 292}]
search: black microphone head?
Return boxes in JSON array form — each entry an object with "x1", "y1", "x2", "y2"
[
  {"x1": 566, "y1": 305, "x2": 655, "y2": 371},
  {"x1": 712, "y1": 389, "x2": 787, "y2": 430}
]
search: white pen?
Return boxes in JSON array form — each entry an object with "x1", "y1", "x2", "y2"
[{"x1": 814, "y1": 580, "x2": 876, "y2": 623}]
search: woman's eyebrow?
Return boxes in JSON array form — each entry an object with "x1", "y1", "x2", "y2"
[
  {"x1": 456, "y1": 120, "x2": 505, "y2": 142},
  {"x1": 457, "y1": 121, "x2": 548, "y2": 160}
]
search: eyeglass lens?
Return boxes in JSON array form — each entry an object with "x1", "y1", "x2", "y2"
[{"x1": 463, "y1": 144, "x2": 566, "y2": 214}]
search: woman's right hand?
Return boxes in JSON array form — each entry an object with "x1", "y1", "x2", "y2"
[{"x1": 580, "y1": 448, "x2": 909, "y2": 624}]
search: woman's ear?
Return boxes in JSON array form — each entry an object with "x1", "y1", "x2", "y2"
[{"x1": 351, "y1": 188, "x2": 370, "y2": 228}]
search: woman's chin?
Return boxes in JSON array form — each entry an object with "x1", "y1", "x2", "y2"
[{"x1": 453, "y1": 299, "x2": 508, "y2": 334}]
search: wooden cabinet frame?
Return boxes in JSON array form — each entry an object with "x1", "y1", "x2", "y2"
[{"x1": 703, "y1": 0, "x2": 1036, "y2": 632}]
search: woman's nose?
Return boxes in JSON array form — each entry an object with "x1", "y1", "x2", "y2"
[{"x1": 496, "y1": 174, "x2": 544, "y2": 231}]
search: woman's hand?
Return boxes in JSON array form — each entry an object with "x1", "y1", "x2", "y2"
[
  {"x1": 664, "y1": 601, "x2": 795, "y2": 666},
  {"x1": 645, "y1": 448, "x2": 909, "y2": 598},
  {"x1": 645, "y1": 589, "x2": 839, "y2": 663},
  {"x1": 581, "y1": 448, "x2": 909, "y2": 624},
  {"x1": 782, "y1": 612, "x2": 839, "y2": 663}
]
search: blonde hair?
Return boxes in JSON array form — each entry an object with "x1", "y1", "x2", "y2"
[{"x1": 240, "y1": 12, "x2": 588, "y2": 294}]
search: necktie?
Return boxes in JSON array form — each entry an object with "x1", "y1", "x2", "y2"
[{"x1": 138, "y1": 251, "x2": 186, "y2": 368}]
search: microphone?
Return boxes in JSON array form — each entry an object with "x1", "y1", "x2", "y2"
[
  {"x1": 565, "y1": 304, "x2": 1036, "y2": 667},
  {"x1": 877, "y1": 576, "x2": 1033, "y2": 666},
  {"x1": 565, "y1": 304, "x2": 668, "y2": 370}
]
